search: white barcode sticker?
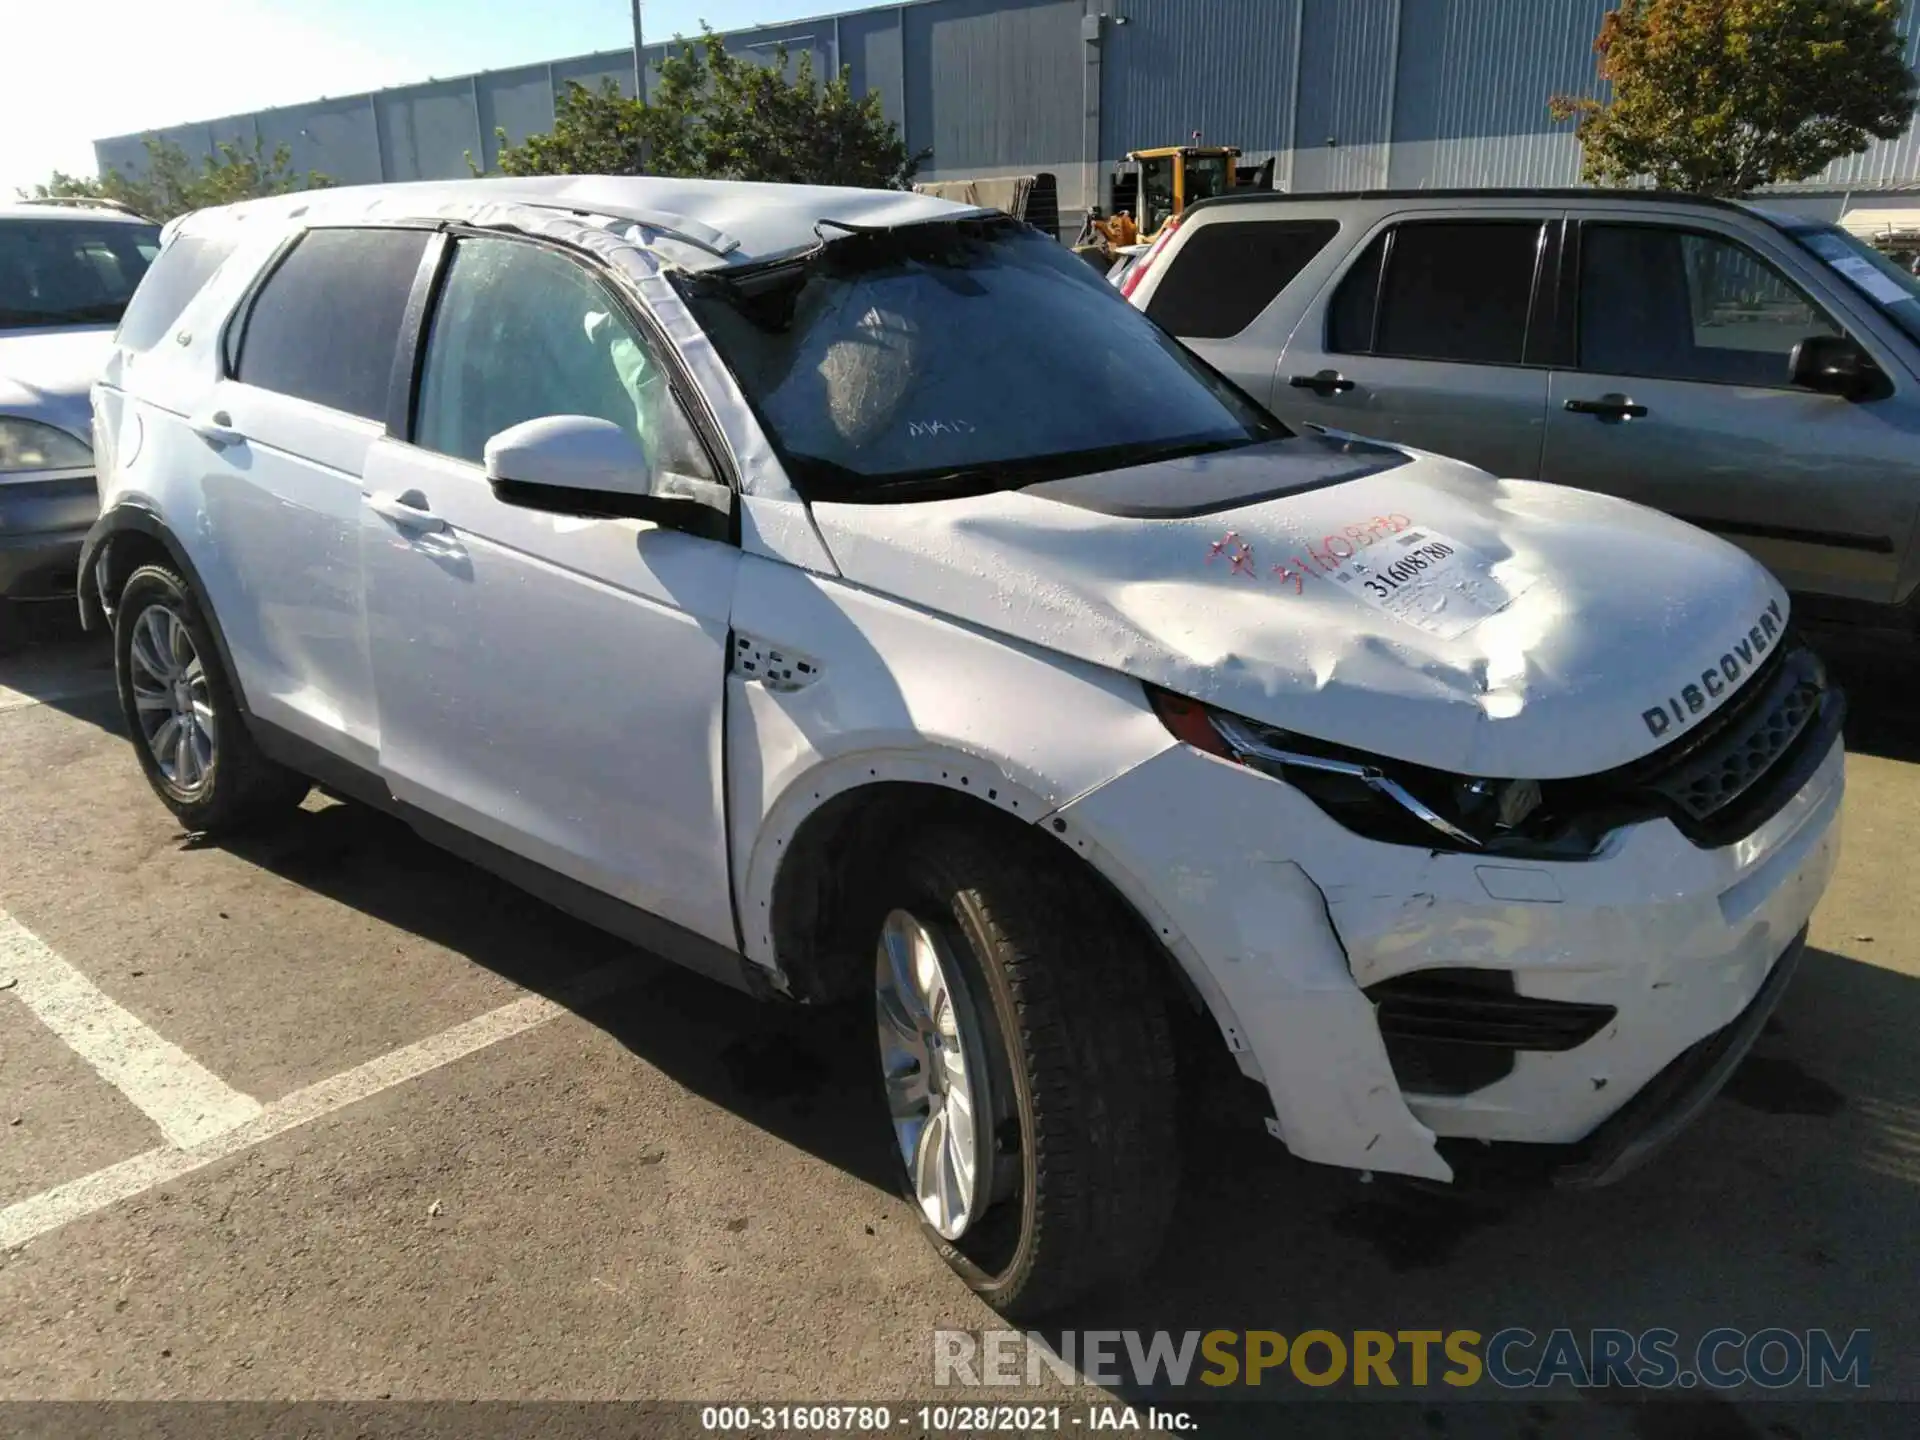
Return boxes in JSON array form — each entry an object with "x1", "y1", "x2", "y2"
[{"x1": 1319, "y1": 528, "x2": 1536, "y2": 639}]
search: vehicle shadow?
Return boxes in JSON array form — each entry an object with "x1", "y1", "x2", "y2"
[
  {"x1": 1803, "y1": 620, "x2": 1920, "y2": 765},
  {"x1": 0, "y1": 606, "x2": 115, "y2": 723},
  {"x1": 210, "y1": 796, "x2": 904, "y2": 1196},
  {"x1": 204, "y1": 794, "x2": 1919, "y2": 1413}
]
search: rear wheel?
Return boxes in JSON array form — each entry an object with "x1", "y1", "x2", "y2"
[
  {"x1": 113, "y1": 564, "x2": 309, "y2": 833},
  {"x1": 871, "y1": 825, "x2": 1180, "y2": 1318}
]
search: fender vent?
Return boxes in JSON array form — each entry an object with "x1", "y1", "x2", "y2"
[{"x1": 732, "y1": 634, "x2": 820, "y2": 692}]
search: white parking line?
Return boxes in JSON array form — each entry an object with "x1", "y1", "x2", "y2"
[
  {"x1": 0, "y1": 957, "x2": 638, "y2": 1254},
  {"x1": 0, "y1": 909, "x2": 262, "y2": 1147}
]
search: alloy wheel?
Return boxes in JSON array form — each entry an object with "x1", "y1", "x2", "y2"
[
  {"x1": 874, "y1": 908, "x2": 999, "y2": 1240},
  {"x1": 127, "y1": 602, "x2": 216, "y2": 793}
]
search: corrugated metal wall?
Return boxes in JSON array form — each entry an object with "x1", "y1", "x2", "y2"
[
  {"x1": 94, "y1": 0, "x2": 1920, "y2": 221},
  {"x1": 1099, "y1": 0, "x2": 1299, "y2": 171}
]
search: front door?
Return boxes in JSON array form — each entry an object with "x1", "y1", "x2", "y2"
[
  {"x1": 361, "y1": 232, "x2": 740, "y2": 947},
  {"x1": 1274, "y1": 214, "x2": 1554, "y2": 479},
  {"x1": 1540, "y1": 216, "x2": 1919, "y2": 603}
]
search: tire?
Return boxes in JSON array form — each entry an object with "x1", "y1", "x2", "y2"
[
  {"x1": 0, "y1": 600, "x2": 23, "y2": 656},
  {"x1": 870, "y1": 823, "x2": 1180, "y2": 1319},
  {"x1": 113, "y1": 563, "x2": 309, "y2": 833}
]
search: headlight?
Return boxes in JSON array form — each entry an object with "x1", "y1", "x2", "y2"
[
  {"x1": 0, "y1": 418, "x2": 92, "y2": 474},
  {"x1": 1148, "y1": 687, "x2": 1606, "y2": 859}
]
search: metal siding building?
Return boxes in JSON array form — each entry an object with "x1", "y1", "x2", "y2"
[{"x1": 95, "y1": 0, "x2": 1920, "y2": 230}]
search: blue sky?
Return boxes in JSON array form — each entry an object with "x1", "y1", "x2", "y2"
[{"x1": 6, "y1": 0, "x2": 838, "y2": 194}]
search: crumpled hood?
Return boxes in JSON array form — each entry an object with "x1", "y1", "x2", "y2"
[
  {"x1": 0, "y1": 326, "x2": 113, "y2": 440},
  {"x1": 809, "y1": 435, "x2": 1791, "y2": 779}
]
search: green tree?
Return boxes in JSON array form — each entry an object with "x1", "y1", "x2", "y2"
[
  {"x1": 488, "y1": 29, "x2": 926, "y2": 188},
  {"x1": 26, "y1": 136, "x2": 331, "y2": 222},
  {"x1": 1549, "y1": 0, "x2": 1918, "y2": 195}
]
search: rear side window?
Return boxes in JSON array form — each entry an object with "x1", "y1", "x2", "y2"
[
  {"x1": 116, "y1": 233, "x2": 235, "y2": 353},
  {"x1": 1146, "y1": 219, "x2": 1338, "y2": 339},
  {"x1": 1330, "y1": 221, "x2": 1543, "y2": 365},
  {"x1": 235, "y1": 227, "x2": 429, "y2": 421}
]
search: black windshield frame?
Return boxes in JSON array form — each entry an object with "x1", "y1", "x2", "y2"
[{"x1": 673, "y1": 216, "x2": 1288, "y2": 504}]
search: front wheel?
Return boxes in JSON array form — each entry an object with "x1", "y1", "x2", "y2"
[
  {"x1": 872, "y1": 825, "x2": 1180, "y2": 1318},
  {"x1": 113, "y1": 563, "x2": 310, "y2": 834}
]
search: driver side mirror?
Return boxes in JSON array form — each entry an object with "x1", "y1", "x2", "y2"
[
  {"x1": 484, "y1": 415, "x2": 730, "y2": 539},
  {"x1": 1788, "y1": 334, "x2": 1890, "y2": 401}
]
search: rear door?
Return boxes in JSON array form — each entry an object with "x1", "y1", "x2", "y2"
[
  {"x1": 192, "y1": 225, "x2": 432, "y2": 766},
  {"x1": 1540, "y1": 213, "x2": 1919, "y2": 603},
  {"x1": 1274, "y1": 212, "x2": 1558, "y2": 480}
]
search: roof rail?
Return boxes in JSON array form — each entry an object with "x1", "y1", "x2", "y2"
[
  {"x1": 1181, "y1": 186, "x2": 1780, "y2": 222},
  {"x1": 19, "y1": 195, "x2": 156, "y2": 221}
]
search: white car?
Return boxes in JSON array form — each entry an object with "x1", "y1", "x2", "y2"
[
  {"x1": 87, "y1": 177, "x2": 1844, "y2": 1316},
  {"x1": 1, "y1": 200, "x2": 160, "y2": 644}
]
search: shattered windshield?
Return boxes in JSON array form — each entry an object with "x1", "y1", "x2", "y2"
[{"x1": 676, "y1": 218, "x2": 1284, "y2": 502}]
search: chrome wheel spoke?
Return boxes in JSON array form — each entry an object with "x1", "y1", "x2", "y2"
[
  {"x1": 127, "y1": 603, "x2": 216, "y2": 793},
  {"x1": 874, "y1": 908, "x2": 998, "y2": 1242},
  {"x1": 916, "y1": 1104, "x2": 954, "y2": 1233}
]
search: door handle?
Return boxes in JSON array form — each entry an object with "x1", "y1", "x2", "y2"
[
  {"x1": 1288, "y1": 369, "x2": 1357, "y2": 397},
  {"x1": 366, "y1": 491, "x2": 449, "y2": 534},
  {"x1": 189, "y1": 410, "x2": 244, "y2": 447},
  {"x1": 1564, "y1": 394, "x2": 1649, "y2": 421}
]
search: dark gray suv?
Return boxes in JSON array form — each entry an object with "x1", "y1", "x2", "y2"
[{"x1": 1126, "y1": 189, "x2": 1920, "y2": 630}]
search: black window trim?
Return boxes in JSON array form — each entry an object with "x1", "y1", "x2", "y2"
[
  {"x1": 1326, "y1": 215, "x2": 1557, "y2": 372},
  {"x1": 1563, "y1": 216, "x2": 1855, "y2": 394},
  {"x1": 394, "y1": 224, "x2": 740, "y2": 514}
]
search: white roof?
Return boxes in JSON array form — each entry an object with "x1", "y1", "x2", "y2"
[{"x1": 182, "y1": 175, "x2": 988, "y2": 269}]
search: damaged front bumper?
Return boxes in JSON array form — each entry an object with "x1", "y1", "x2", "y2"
[{"x1": 1054, "y1": 715, "x2": 1843, "y2": 1188}]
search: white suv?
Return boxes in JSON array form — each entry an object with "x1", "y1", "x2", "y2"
[{"x1": 87, "y1": 177, "x2": 1845, "y2": 1316}]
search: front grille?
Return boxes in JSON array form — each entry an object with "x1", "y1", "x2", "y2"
[{"x1": 1561, "y1": 635, "x2": 1842, "y2": 850}]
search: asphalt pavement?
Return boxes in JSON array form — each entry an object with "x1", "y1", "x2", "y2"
[{"x1": 0, "y1": 609, "x2": 1916, "y2": 1439}]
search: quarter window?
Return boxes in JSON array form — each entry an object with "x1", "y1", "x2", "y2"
[
  {"x1": 414, "y1": 237, "x2": 714, "y2": 482},
  {"x1": 1146, "y1": 219, "x2": 1338, "y2": 339},
  {"x1": 1329, "y1": 221, "x2": 1543, "y2": 365},
  {"x1": 235, "y1": 227, "x2": 429, "y2": 421},
  {"x1": 116, "y1": 232, "x2": 233, "y2": 353},
  {"x1": 1577, "y1": 224, "x2": 1843, "y2": 387}
]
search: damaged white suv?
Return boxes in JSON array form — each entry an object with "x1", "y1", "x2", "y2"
[{"x1": 87, "y1": 178, "x2": 1844, "y2": 1316}]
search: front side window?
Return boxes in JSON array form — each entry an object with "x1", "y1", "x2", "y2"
[
  {"x1": 1578, "y1": 225, "x2": 1842, "y2": 387},
  {"x1": 1329, "y1": 221, "x2": 1543, "y2": 365},
  {"x1": 1183, "y1": 154, "x2": 1231, "y2": 206},
  {"x1": 415, "y1": 236, "x2": 713, "y2": 482},
  {"x1": 677, "y1": 219, "x2": 1285, "y2": 502},
  {"x1": 0, "y1": 218, "x2": 161, "y2": 330},
  {"x1": 236, "y1": 227, "x2": 429, "y2": 421}
]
